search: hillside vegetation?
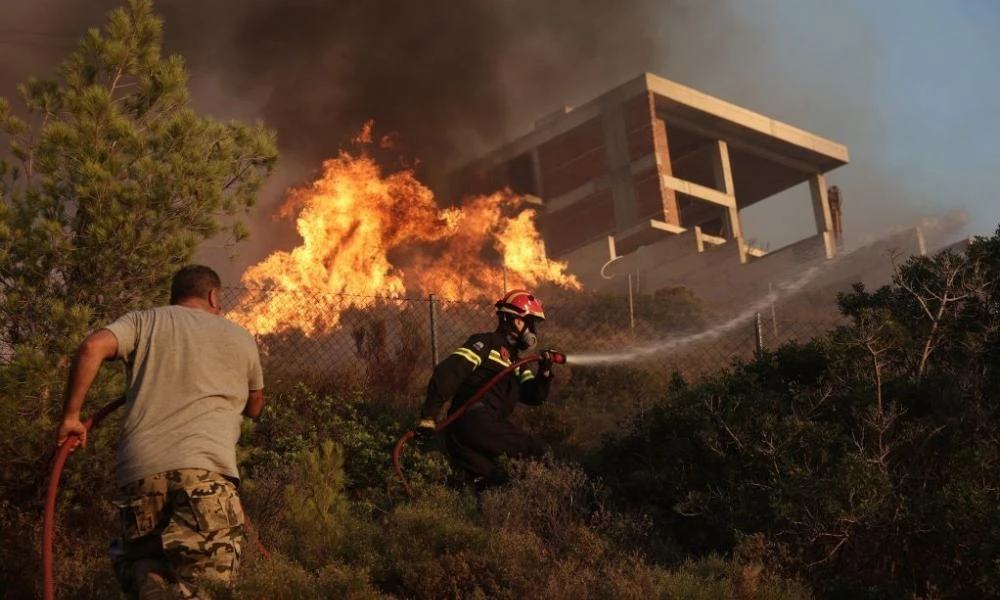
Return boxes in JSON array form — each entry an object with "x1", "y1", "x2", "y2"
[{"x1": 2, "y1": 2, "x2": 999, "y2": 598}]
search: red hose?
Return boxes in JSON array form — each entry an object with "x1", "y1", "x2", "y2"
[
  {"x1": 42, "y1": 396, "x2": 271, "y2": 599},
  {"x1": 43, "y1": 395, "x2": 126, "y2": 600},
  {"x1": 393, "y1": 355, "x2": 540, "y2": 495}
]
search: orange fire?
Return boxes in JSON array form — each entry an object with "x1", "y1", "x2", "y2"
[{"x1": 229, "y1": 128, "x2": 580, "y2": 336}]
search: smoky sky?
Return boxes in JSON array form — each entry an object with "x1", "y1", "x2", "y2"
[
  {"x1": 1, "y1": 0, "x2": 665, "y2": 181},
  {"x1": 0, "y1": 0, "x2": 668, "y2": 276},
  {"x1": 0, "y1": 1, "x2": 963, "y2": 282},
  {"x1": 209, "y1": 0, "x2": 664, "y2": 189}
]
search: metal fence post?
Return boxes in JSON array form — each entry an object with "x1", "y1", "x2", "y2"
[
  {"x1": 754, "y1": 311, "x2": 764, "y2": 357},
  {"x1": 627, "y1": 272, "x2": 635, "y2": 333},
  {"x1": 429, "y1": 293, "x2": 439, "y2": 368},
  {"x1": 769, "y1": 281, "x2": 778, "y2": 337}
]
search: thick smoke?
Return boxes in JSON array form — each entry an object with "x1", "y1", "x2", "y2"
[
  {"x1": 0, "y1": 0, "x2": 667, "y2": 275},
  {"x1": 0, "y1": 1, "x2": 969, "y2": 280},
  {"x1": 167, "y1": 0, "x2": 664, "y2": 188},
  {"x1": 2, "y1": 1, "x2": 667, "y2": 174}
]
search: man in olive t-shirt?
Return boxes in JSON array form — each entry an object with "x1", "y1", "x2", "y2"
[{"x1": 58, "y1": 265, "x2": 265, "y2": 600}]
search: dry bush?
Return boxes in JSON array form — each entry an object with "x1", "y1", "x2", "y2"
[
  {"x1": 530, "y1": 364, "x2": 677, "y2": 454},
  {"x1": 218, "y1": 552, "x2": 388, "y2": 600},
  {"x1": 373, "y1": 486, "x2": 491, "y2": 598},
  {"x1": 479, "y1": 460, "x2": 593, "y2": 549},
  {"x1": 122, "y1": 445, "x2": 813, "y2": 599}
]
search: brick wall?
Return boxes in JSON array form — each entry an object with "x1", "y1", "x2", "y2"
[
  {"x1": 537, "y1": 117, "x2": 607, "y2": 198},
  {"x1": 623, "y1": 93, "x2": 656, "y2": 162},
  {"x1": 622, "y1": 92, "x2": 679, "y2": 226},
  {"x1": 539, "y1": 189, "x2": 615, "y2": 256},
  {"x1": 450, "y1": 93, "x2": 683, "y2": 258},
  {"x1": 634, "y1": 167, "x2": 665, "y2": 220}
]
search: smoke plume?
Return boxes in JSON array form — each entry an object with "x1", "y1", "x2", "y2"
[
  {"x1": 169, "y1": 0, "x2": 664, "y2": 188},
  {"x1": 0, "y1": 1, "x2": 970, "y2": 278},
  {"x1": 0, "y1": 0, "x2": 668, "y2": 274},
  {"x1": 4, "y1": 0, "x2": 666, "y2": 171}
]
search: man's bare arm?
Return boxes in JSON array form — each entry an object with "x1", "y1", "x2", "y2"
[
  {"x1": 58, "y1": 329, "x2": 119, "y2": 447},
  {"x1": 243, "y1": 388, "x2": 265, "y2": 419}
]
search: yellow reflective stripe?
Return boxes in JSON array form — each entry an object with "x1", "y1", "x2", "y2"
[
  {"x1": 452, "y1": 347, "x2": 482, "y2": 367},
  {"x1": 488, "y1": 349, "x2": 511, "y2": 368},
  {"x1": 519, "y1": 368, "x2": 535, "y2": 383}
]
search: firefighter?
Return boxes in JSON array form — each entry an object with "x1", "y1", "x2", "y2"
[{"x1": 416, "y1": 289, "x2": 560, "y2": 492}]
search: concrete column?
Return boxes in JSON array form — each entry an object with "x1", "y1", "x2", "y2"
[
  {"x1": 694, "y1": 225, "x2": 705, "y2": 253},
  {"x1": 601, "y1": 103, "x2": 639, "y2": 229},
  {"x1": 711, "y1": 139, "x2": 747, "y2": 262},
  {"x1": 809, "y1": 173, "x2": 836, "y2": 259},
  {"x1": 530, "y1": 148, "x2": 544, "y2": 199}
]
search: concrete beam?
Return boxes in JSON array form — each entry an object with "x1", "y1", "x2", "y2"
[
  {"x1": 542, "y1": 151, "x2": 658, "y2": 215},
  {"x1": 545, "y1": 179, "x2": 604, "y2": 213},
  {"x1": 645, "y1": 73, "x2": 849, "y2": 164},
  {"x1": 664, "y1": 114, "x2": 823, "y2": 175},
  {"x1": 615, "y1": 218, "x2": 686, "y2": 256},
  {"x1": 627, "y1": 152, "x2": 659, "y2": 176},
  {"x1": 661, "y1": 174, "x2": 736, "y2": 209},
  {"x1": 695, "y1": 226, "x2": 727, "y2": 251},
  {"x1": 606, "y1": 235, "x2": 618, "y2": 260},
  {"x1": 710, "y1": 140, "x2": 746, "y2": 264}
]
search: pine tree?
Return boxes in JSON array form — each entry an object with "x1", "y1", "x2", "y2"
[
  {"x1": 282, "y1": 440, "x2": 355, "y2": 571},
  {"x1": 0, "y1": 0, "x2": 278, "y2": 410},
  {"x1": 0, "y1": 3, "x2": 279, "y2": 563}
]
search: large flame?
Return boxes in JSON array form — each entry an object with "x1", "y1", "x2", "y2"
[{"x1": 230, "y1": 128, "x2": 580, "y2": 336}]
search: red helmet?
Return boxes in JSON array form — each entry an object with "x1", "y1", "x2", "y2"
[{"x1": 495, "y1": 289, "x2": 545, "y2": 320}]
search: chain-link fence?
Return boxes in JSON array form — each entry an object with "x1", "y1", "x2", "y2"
[{"x1": 219, "y1": 287, "x2": 847, "y2": 398}]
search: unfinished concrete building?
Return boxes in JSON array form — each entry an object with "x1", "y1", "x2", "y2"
[{"x1": 449, "y1": 73, "x2": 853, "y2": 299}]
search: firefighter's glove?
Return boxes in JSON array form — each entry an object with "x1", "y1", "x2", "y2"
[
  {"x1": 415, "y1": 418, "x2": 437, "y2": 441},
  {"x1": 538, "y1": 348, "x2": 562, "y2": 379}
]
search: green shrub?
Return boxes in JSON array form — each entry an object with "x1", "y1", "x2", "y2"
[
  {"x1": 240, "y1": 384, "x2": 451, "y2": 510},
  {"x1": 593, "y1": 229, "x2": 1000, "y2": 598},
  {"x1": 217, "y1": 553, "x2": 388, "y2": 600},
  {"x1": 280, "y1": 440, "x2": 378, "y2": 569}
]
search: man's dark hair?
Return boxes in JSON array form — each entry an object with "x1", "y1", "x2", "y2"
[{"x1": 170, "y1": 265, "x2": 222, "y2": 304}]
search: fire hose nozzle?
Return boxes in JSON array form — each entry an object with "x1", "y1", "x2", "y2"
[{"x1": 547, "y1": 350, "x2": 567, "y2": 365}]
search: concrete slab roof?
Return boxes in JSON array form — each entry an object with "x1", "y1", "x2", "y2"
[
  {"x1": 644, "y1": 73, "x2": 849, "y2": 172},
  {"x1": 451, "y1": 72, "x2": 849, "y2": 195}
]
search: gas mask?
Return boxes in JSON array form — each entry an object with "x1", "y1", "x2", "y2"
[{"x1": 513, "y1": 318, "x2": 538, "y2": 351}]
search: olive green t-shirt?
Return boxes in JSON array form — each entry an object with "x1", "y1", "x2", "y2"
[{"x1": 104, "y1": 305, "x2": 264, "y2": 487}]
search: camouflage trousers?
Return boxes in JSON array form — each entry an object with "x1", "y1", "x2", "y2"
[{"x1": 112, "y1": 468, "x2": 245, "y2": 600}]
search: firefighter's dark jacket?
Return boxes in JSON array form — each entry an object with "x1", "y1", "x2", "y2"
[{"x1": 421, "y1": 330, "x2": 550, "y2": 421}]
